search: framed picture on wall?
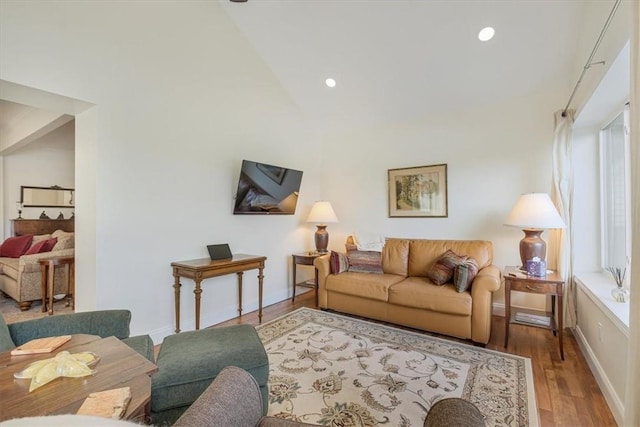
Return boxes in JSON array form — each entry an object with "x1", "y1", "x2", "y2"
[{"x1": 388, "y1": 164, "x2": 448, "y2": 217}]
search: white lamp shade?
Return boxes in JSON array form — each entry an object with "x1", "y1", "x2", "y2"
[
  {"x1": 504, "y1": 193, "x2": 566, "y2": 229},
  {"x1": 307, "y1": 201, "x2": 338, "y2": 224}
]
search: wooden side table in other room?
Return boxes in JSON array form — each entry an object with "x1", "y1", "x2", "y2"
[
  {"x1": 39, "y1": 256, "x2": 75, "y2": 315},
  {"x1": 503, "y1": 266, "x2": 565, "y2": 360},
  {"x1": 292, "y1": 252, "x2": 323, "y2": 306}
]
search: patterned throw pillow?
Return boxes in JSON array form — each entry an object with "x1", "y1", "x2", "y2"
[
  {"x1": 330, "y1": 251, "x2": 349, "y2": 274},
  {"x1": 453, "y1": 258, "x2": 480, "y2": 292},
  {"x1": 347, "y1": 250, "x2": 383, "y2": 274},
  {"x1": 426, "y1": 250, "x2": 466, "y2": 285}
]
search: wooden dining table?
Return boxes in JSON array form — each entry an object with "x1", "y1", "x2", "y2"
[{"x1": 0, "y1": 334, "x2": 158, "y2": 422}]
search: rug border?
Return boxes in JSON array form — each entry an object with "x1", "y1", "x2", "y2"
[{"x1": 258, "y1": 307, "x2": 540, "y2": 427}]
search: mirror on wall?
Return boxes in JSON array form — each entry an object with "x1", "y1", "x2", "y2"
[{"x1": 21, "y1": 186, "x2": 74, "y2": 208}]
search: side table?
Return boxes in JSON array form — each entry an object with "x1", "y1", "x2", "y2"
[
  {"x1": 39, "y1": 255, "x2": 75, "y2": 315},
  {"x1": 503, "y1": 266, "x2": 565, "y2": 360},
  {"x1": 291, "y1": 252, "x2": 323, "y2": 306}
]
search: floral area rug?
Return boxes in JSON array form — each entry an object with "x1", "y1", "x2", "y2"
[{"x1": 257, "y1": 308, "x2": 538, "y2": 427}]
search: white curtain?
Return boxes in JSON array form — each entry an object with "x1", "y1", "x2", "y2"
[
  {"x1": 549, "y1": 109, "x2": 576, "y2": 328},
  {"x1": 624, "y1": 1, "x2": 639, "y2": 424}
]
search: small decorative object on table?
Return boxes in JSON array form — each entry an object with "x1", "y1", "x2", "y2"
[
  {"x1": 56, "y1": 211, "x2": 64, "y2": 219},
  {"x1": 606, "y1": 267, "x2": 628, "y2": 303},
  {"x1": 525, "y1": 257, "x2": 546, "y2": 277},
  {"x1": 39, "y1": 210, "x2": 50, "y2": 219}
]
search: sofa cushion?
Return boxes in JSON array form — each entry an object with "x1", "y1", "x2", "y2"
[
  {"x1": 325, "y1": 272, "x2": 405, "y2": 301},
  {"x1": 0, "y1": 235, "x2": 33, "y2": 258},
  {"x1": 31, "y1": 234, "x2": 52, "y2": 243},
  {"x1": 347, "y1": 250, "x2": 383, "y2": 274},
  {"x1": 453, "y1": 258, "x2": 479, "y2": 293},
  {"x1": 388, "y1": 277, "x2": 472, "y2": 315},
  {"x1": 0, "y1": 258, "x2": 19, "y2": 280},
  {"x1": 425, "y1": 250, "x2": 466, "y2": 285},
  {"x1": 408, "y1": 240, "x2": 493, "y2": 276},
  {"x1": 330, "y1": 251, "x2": 349, "y2": 274},
  {"x1": 382, "y1": 239, "x2": 409, "y2": 276},
  {"x1": 53, "y1": 237, "x2": 74, "y2": 251}
]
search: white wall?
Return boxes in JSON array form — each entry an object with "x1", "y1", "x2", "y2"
[{"x1": 2, "y1": 120, "x2": 75, "y2": 235}]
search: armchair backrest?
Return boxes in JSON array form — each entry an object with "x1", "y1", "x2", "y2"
[{"x1": 6, "y1": 310, "x2": 132, "y2": 347}]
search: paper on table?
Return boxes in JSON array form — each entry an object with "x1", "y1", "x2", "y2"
[
  {"x1": 77, "y1": 387, "x2": 132, "y2": 419},
  {"x1": 10, "y1": 335, "x2": 72, "y2": 355}
]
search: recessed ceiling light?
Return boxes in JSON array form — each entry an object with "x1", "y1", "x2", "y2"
[
  {"x1": 478, "y1": 27, "x2": 495, "y2": 42},
  {"x1": 325, "y1": 78, "x2": 336, "y2": 88}
]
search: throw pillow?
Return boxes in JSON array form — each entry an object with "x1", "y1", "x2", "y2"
[
  {"x1": 24, "y1": 239, "x2": 48, "y2": 255},
  {"x1": 42, "y1": 238, "x2": 58, "y2": 252},
  {"x1": 0, "y1": 235, "x2": 34, "y2": 258},
  {"x1": 453, "y1": 258, "x2": 480, "y2": 293},
  {"x1": 329, "y1": 251, "x2": 349, "y2": 274},
  {"x1": 426, "y1": 249, "x2": 466, "y2": 285},
  {"x1": 347, "y1": 250, "x2": 383, "y2": 274},
  {"x1": 24, "y1": 237, "x2": 59, "y2": 255}
]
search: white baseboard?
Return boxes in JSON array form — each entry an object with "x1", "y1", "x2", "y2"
[{"x1": 573, "y1": 325, "x2": 624, "y2": 426}]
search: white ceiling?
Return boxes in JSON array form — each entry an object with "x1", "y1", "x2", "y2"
[{"x1": 220, "y1": 0, "x2": 588, "y2": 133}]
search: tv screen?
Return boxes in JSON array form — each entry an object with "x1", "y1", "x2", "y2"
[{"x1": 233, "y1": 160, "x2": 303, "y2": 214}]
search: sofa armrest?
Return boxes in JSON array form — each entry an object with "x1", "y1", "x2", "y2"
[
  {"x1": 313, "y1": 254, "x2": 331, "y2": 308},
  {"x1": 470, "y1": 265, "x2": 501, "y2": 344},
  {"x1": 8, "y1": 310, "x2": 132, "y2": 346}
]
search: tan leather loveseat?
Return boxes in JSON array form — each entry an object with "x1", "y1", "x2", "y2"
[{"x1": 315, "y1": 238, "x2": 501, "y2": 344}]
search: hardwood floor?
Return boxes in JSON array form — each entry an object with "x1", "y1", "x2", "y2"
[{"x1": 215, "y1": 291, "x2": 617, "y2": 427}]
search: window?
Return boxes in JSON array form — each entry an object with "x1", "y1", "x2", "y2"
[{"x1": 600, "y1": 105, "x2": 631, "y2": 283}]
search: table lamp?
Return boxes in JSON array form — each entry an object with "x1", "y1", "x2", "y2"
[
  {"x1": 307, "y1": 201, "x2": 338, "y2": 253},
  {"x1": 504, "y1": 193, "x2": 566, "y2": 269}
]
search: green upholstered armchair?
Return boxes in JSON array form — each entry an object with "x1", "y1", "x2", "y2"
[{"x1": 0, "y1": 310, "x2": 154, "y2": 362}]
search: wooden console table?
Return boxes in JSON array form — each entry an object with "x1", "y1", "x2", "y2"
[{"x1": 171, "y1": 254, "x2": 267, "y2": 333}]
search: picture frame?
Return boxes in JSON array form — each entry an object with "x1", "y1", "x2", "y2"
[{"x1": 388, "y1": 164, "x2": 448, "y2": 217}]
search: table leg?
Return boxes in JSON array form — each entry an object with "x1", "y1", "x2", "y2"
[
  {"x1": 291, "y1": 255, "x2": 297, "y2": 302},
  {"x1": 41, "y1": 264, "x2": 48, "y2": 313},
  {"x1": 237, "y1": 271, "x2": 244, "y2": 316},
  {"x1": 194, "y1": 273, "x2": 203, "y2": 330},
  {"x1": 67, "y1": 262, "x2": 75, "y2": 309},
  {"x1": 48, "y1": 264, "x2": 55, "y2": 315},
  {"x1": 558, "y1": 293, "x2": 564, "y2": 360},
  {"x1": 504, "y1": 280, "x2": 511, "y2": 348},
  {"x1": 173, "y1": 269, "x2": 181, "y2": 333},
  {"x1": 314, "y1": 268, "x2": 319, "y2": 307},
  {"x1": 258, "y1": 265, "x2": 264, "y2": 324}
]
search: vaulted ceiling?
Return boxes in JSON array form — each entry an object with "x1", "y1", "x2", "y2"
[{"x1": 220, "y1": 0, "x2": 591, "y2": 132}]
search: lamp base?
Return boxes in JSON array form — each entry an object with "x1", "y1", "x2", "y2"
[
  {"x1": 519, "y1": 229, "x2": 546, "y2": 269},
  {"x1": 314, "y1": 225, "x2": 329, "y2": 253}
]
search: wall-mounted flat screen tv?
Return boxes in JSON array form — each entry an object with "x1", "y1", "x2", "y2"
[{"x1": 233, "y1": 160, "x2": 303, "y2": 214}]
